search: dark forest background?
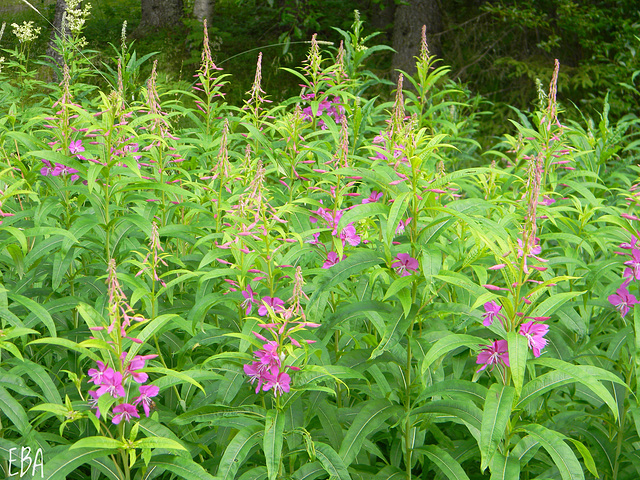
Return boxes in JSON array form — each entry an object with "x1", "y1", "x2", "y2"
[{"x1": 2, "y1": 0, "x2": 640, "y2": 129}]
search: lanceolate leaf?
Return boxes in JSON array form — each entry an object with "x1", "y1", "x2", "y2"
[
  {"x1": 315, "y1": 442, "x2": 351, "y2": 480},
  {"x1": 518, "y1": 370, "x2": 574, "y2": 409},
  {"x1": 43, "y1": 447, "x2": 118, "y2": 480},
  {"x1": 339, "y1": 399, "x2": 399, "y2": 465},
  {"x1": 146, "y1": 455, "x2": 219, "y2": 480},
  {"x1": 421, "y1": 334, "x2": 485, "y2": 378},
  {"x1": 489, "y1": 453, "x2": 520, "y2": 480},
  {"x1": 480, "y1": 384, "x2": 515, "y2": 471},
  {"x1": 217, "y1": 425, "x2": 262, "y2": 480},
  {"x1": 306, "y1": 251, "x2": 384, "y2": 321},
  {"x1": 533, "y1": 357, "x2": 626, "y2": 421},
  {"x1": 417, "y1": 445, "x2": 471, "y2": 480},
  {"x1": 264, "y1": 409, "x2": 285, "y2": 480},
  {"x1": 507, "y1": 331, "x2": 529, "y2": 397},
  {"x1": 520, "y1": 424, "x2": 585, "y2": 480},
  {"x1": 0, "y1": 385, "x2": 29, "y2": 434}
]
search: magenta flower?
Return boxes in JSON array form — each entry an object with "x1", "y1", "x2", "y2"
[
  {"x1": 40, "y1": 159, "x2": 55, "y2": 176},
  {"x1": 396, "y1": 218, "x2": 412, "y2": 235},
  {"x1": 254, "y1": 341, "x2": 282, "y2": 369},
  {"x1": 476, "y1": 340, "x2": 509, "y2": 371},
  {"x1": 392, "y1": 253, "x2": 419, "y2": 276},
  {"x1": 88, "y1": 361, "x2": 109, "y2": 385},
  {"x1": 258, "y1": 297, "x2": 285, "y2": 316},
  {"x1": 362, "y1": 191, "x2": 382, "y2": 204},
  {"x1": 322, "y1": 251, "x2": 342, "y2": 269},
  {"x1": 340, "y1": 224, "x2": 361, "y2": 246},
  {"x1": 624, "y1": 248, "x2": 640, "y2": 281},
  {"x1": 482, "y1": 301, "x2": 502, "y2": 327},
  {"x1": 608, "y1": 286, "x2": 638, "y2": 318},
  {"x1": 96, "y1": 369, "x2": 125, "y2": 398},
  {"x1": 69, "y1": 140, "x2": 85, "y2": 155},
  {"x1": 121, "y1": 353, "x2": 157, "y2": 383},
  {"x1": 52, "y1": 163, "x2": 80, "y2": 182},
  {"x1": 262, "y1": 367, "x2": 291, "y2": 396},
  {"x1": 87, "y1": 390, "x2": 101, "y2": 419},
  {"x1": 112, "y1": 403, "x2": 140, "y2": 425},
  {"x1": 133, "y1": 384, "x2": 159, "y2": 417},
  {"x1": 244, "y1": 361, "x2": 269, "y2": 393},
  {"x1": 519, "y1": 321, "x2": 549, "y2": 357},
  {"x1": 241, "y1": 285, "x2": 258, "y2": 314}
]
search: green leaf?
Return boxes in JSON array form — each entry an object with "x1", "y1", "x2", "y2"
[
  {"x1": 69, "y1": 437, "x2": 125, "y2": 450},
  {"x1": 315, "y1": 442, "x2": 351, "y2": 480},
  {"x1": 417, "y1": 445, "x2": 471, "y2": 480},
  {"x1": 217, "y1": 425, "x2": 262, "y2": 480},
  {"x1": 507, "y1": 331, "x2": 529, "y2": 396},
  {"x1": 306, "y1": 251, "x2": 383, "y2": 321},
  {"x1": 520, "y1": 424, "x2": 585, "y2": 480},
  {"x1": 292, "y1": 461, "x2": 326, "y2": 480},
  {"x1": 28, "y1": 337, "x2": 100, "y2": 362},
  {"x1": 0, "y1": 385, "x2": 29, "y2": 434},
  {"x1": 9, "y1": 293, "x2": 56, "y2": 337},
  {"x1": 336, "y1": 202, "x2": 389, "y2": 231},
  {"x1": 264, "y1": 409, "x2": 285, "y2": 480},
  {"x1": 480, "y1": 384, "x2": 515, "y2": 471},
  {"x1": 370, "y1": 306, "x2": 415, "y2": 360},
  {"x1": 135, "y1": 437, "x2": 187, "y2": 451},
  {"x1": 171, "y1": 404, "x2": 266, "y2": 425},
  {"x1": 566, "y1": 437, "x2": 598, "y2": 479},
  {"x1": 385, "y1": 191, "x2": 411, "y2": 245},
  {"x1": 417, "y1": 379, "x2": 488, "y2": 404},
  {"x1": 489, "y1": 453, "x2": 520, "y2": 480},
  {"x1": 421, "y1": 334, "x2": 485, "y2": 378},
  {"x1": 128, "y1": 314, "x2": 180, "y2": 358},
  {"x1": 529, "y1": 291, "x2": 586, "y2": 318},
  {"x1": 146, "y1": 455, "x2": 219, "y2": 480},
  {"x1": 518, "y1": 370, "x2": 574, "y2": 408},
  {"x1": 533, "y1": 357, "x2": 625, "y2": 421},
  {"x1": 145, "y1": 367, "x2": 205, "y2": 394},
  {"x1": 43, "y1": 447, "x2": 117, "y2": 480},
  {"x1": 339, "y1": 399, "x2": 399, "y2": 465}
]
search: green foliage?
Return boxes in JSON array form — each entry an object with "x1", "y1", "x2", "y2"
[{"x1": 1, "y1": 7, "x2": 640, "y2": 480}]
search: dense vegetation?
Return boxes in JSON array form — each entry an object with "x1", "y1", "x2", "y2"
[{"x1": 1, "y1": 2, "x2": 640, "y2": 480}]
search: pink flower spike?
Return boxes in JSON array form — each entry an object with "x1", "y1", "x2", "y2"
[
  {"x1": 483, "y1": 284, "x2": 505, "y2": 291},
  {"x1": 622, "y1": 213, "x2": 640, "y2": 221},
  {"x1": 519, "y1": 321, "x2": 549, "y2": 357}
]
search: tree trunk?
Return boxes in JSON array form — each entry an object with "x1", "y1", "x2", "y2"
[
  {"x1": 46, "y1": 0, "x2": 69, "y2": 72},
  {"x1": 136, "y1": 0, "x2": 185, "y2": 34},
  {"x1": 391, "y1": 0, "x2": 442, "y2": 78},
  {"x1": 193, "y1": 0, "x2": 213, "y2": 25}
]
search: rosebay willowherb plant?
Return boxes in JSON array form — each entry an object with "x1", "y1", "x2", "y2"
[{"x1": 2, "y1": 9, "x2": 640, "y2": 480}]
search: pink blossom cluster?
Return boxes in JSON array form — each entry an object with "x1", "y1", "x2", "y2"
[
  {"x1": 309, "y1": 204, "x2": 361, "y2": 270},
  {"x1": 301, "y1": 94, "x2": 345, "y2": 129},
  {"x1": 608, "y1": 233, "x2": 640, "y2": 318},
  {"x1": 476, "y1": 300, "x2": 550, "y2": 371},
  {"x1": 40, "y1": 140, "x2": 84, "y2": 182},
  {"x1": 243, "y1": 319, "x2": 318, "y2": 397},
  {"x1": 87, "y1": 352, "x2": 159, "y2": 424}
]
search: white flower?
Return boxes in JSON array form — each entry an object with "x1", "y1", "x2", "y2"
[{"x1": 11, "y1": 21, "x2": 41, "y2": 43}]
